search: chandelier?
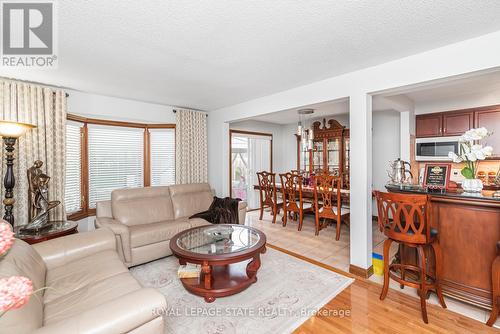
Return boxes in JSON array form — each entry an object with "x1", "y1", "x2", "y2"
[{"x1": 297, "y1": 108, "x2": 314, "y2": 150}]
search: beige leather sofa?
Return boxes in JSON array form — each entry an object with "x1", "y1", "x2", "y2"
[
  {"x1": 0, "y1": 228, "x2": 166, "y2": 334},
  {"x1": 95, "y1": 183, "x2": 247, "y2": 267}
]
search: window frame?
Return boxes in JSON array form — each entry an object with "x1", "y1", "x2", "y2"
[
  {"x1": 228, "y1": 129, "x2": 273, "y2": 198},
  {"x1": 66, "y1": 114, "x2": 175, "y2": 221}
]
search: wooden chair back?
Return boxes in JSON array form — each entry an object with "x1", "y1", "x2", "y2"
[
  {"x1": 256, "y1": 171, "x2": 278, "y2": 207},
  {"x1": 279, "y1": 172, "x2": 303, "y2": 211},
  {"x1": 374, "y1": 191, "x2": 431, "y2": 244},
  {"x1": 313, "y1": 173, "x2": 342, "y2": 220}
]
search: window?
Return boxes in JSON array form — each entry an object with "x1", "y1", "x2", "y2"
[
  {"x1": 150, "y1": 128, "x2": 175, "y2": 186},
  {"x1": 88, "y1": 124, "x2": 144, "y2": 209},
  {"x1": 230, "y1": 130, "x2": 272, "y2": 210},
  {"x1": 64, "y1": 121, "x2": 82, "y2": 214},
  {"x1": 64, "y1": 115, "x2": 175, "y2": 219}
]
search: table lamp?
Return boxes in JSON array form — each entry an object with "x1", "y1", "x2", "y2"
[{"x1": 0, "y1": 120, "x2": 36, "y2": 227}]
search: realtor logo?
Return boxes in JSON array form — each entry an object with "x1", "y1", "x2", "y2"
[{"x1": 1, "y1": 1, "x2": 57, "y2": 67}]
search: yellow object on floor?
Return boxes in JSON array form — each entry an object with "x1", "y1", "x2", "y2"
[{"x1": 373, "y1": 252, "x2": 384, "y2": 276}]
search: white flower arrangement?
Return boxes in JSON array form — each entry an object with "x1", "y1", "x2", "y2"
[{"x1": 448, "y1": 127, "x2": 493, "y2": 179}]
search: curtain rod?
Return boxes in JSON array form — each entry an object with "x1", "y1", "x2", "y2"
[
  {"x1": 173, "y1": 109, "x2": 208, "y2": 117},
  {"x1": 0, "y1": 76, "x2": 69, "y2": 97}
]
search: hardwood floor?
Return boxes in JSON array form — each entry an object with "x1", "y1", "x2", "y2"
[
  {"x1": 293, "y1": 279, "x2": 498, "y2": 334},
  {"x1": 264, "y1": 245, "x2": 498, "y2": 333},
  {"x1": 249, "y1": 211, "x2": 498, "y2": 332},
  {"x1": 268, "y1": 244, "x2": 500, "y2": 334}
]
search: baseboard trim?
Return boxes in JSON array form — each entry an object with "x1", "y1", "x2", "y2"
[{"x1": 349, "y1": 264, "x2": 374, "y2": 278}]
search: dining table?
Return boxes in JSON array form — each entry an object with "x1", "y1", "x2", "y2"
[{"x1": 253, "y1": 183, "x2": 350, "y2": 201}]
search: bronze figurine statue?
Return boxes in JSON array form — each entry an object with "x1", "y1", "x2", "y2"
[{"x1": 24, "y1": 160, "x2": 60, "y2": 232}]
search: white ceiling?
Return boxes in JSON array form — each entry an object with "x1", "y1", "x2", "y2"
[
  {"x1": 2, "y1": 0, "x2": 500, "y2": 110},
  {"x1": 394, "y1": 70, "x2": 500, "y2": 103},
  {"x1": 250, "y1": 98, "x2": 349, "y2": 124}
]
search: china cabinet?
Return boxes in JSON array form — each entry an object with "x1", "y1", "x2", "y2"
[{"x1": 296, "y1": 118, "x2": 349, "y2": 186}]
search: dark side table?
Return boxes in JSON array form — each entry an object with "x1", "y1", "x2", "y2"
[{"x1": 14, "y1": 220, "x2": 78, "y2": 244}]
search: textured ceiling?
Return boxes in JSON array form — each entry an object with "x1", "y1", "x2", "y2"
[{"x1": 2, "y1": 0, "x2": 500, "y2": 110}]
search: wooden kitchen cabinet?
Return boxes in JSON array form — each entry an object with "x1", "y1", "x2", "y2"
[
  {"x1": 443, "y1": 111, "x2": 474, "y2": 136},
  {"x1": 416, "y1": 114, "x2": 443, "y2": 137},
  {"x1": 475, "y1": 106, "x2": 500, "y2": 158}
]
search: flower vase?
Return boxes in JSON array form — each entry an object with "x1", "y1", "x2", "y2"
[{"x1": 461, "y1": 179, "x2": 483, "y2": 193}]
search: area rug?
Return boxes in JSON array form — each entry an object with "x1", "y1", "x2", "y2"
[{"x1": 130, "y1": 248, "x2": 353, "y2": 334}]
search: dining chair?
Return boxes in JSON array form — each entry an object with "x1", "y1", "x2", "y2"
[
  {"x1": 279, "y1": 172, "x2": 313, "y2": 231},
  {"x1": 487, "y1": 241, "x2": 500, "y2": 326},
  {"x1": 312, "y1": 173, "x2": 348, "y2": 239},
  {"x1": 374, "y1": 191, "x2": 446, "y2": 324},
  {"x1": 256, "y1": 171, "x2": 282, "y2": 224}
]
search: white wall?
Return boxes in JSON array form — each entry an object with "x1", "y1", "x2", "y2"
[
  {"x1": 372, "y1": 110, "x2": 401, "y2": 191},
  {"x1": 67, "y1": 90, "x2": 175, "y2": 123}
]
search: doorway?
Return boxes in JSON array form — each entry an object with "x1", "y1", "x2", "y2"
[{"x1": 230, "y1": 130, "x2": 272, "y2": 209}]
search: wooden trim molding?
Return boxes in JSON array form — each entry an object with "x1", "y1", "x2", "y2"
[
  {"x1": 349, "y1": 264, "x2": 374, "y2": 278},
  {"x1": 66, "y1": 114, "x2": 175, "y2": 221}
]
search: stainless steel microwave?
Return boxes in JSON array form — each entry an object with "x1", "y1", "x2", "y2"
[{"x1": 415, "y1": 136, "x2": 461, "y2": 161}]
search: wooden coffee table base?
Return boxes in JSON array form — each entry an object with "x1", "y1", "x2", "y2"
[{"x1": 178, "y1": 248, "x2": 265, "y2": 303}]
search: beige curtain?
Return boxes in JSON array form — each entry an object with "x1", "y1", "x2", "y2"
[
  {"x1": 0, "y1": 80, "x2": 67, "y2": 226},
  {"x1": 175, "y1": 109, "x2": 208, "y2": 184}
]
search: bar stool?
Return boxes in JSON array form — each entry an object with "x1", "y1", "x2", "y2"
[
  {"x1": 256, "y1": 171, "x2": 282, "y2": 224},
  {"x1": 487, "y1": 241, "x2": 500, "y2": 326},
  {"x1": 374, "y1": 191, "x2": 447, "y2": 324}
]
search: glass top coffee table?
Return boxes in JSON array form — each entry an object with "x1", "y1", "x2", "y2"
[{"x1": 169, "y1": 224, "x2": 266, "y2": 303}]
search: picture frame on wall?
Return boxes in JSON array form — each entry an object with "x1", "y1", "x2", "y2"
[{"x1": 423, "y1": 163, "x2": 451, "y2": 190}]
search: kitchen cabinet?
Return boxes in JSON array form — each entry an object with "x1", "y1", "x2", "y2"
[
  {"x1": 443, "y1": 111, "x2": 474, "y2": 136},
  {"x1": 296, "y1": 118, "x2": 349, "y2": 186},
  {"x1": 415, "y1": 105, "x2": 500, "y2": 157},
  {"x1": 416, "y1": 114, "x2": 443, "y2": 137},
  {"x1": 475, "y1": 106, "x2": 500, "y2": 158}
]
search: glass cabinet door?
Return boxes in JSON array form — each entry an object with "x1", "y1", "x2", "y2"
[
  {"x1": 300, "y1": 143, "x2": 309, "y2": 172},
  {"x1": 312, "y1": 140, "x2": 323, "y2": 172},
  {"x1": 343, "y1": 137, "x2": 350, "y2": 188},
  {"x1": 344, "y1": 137, "x2": 350, "y2": 171},
  {"x1": 327, "y1": 138, "x2": 340, "y2": 175}
]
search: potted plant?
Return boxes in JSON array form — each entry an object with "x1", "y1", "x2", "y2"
[{"x1": 448, "y1": 127, "x2": 493, "y2": 193}]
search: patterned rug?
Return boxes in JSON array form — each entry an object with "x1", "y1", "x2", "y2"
[{"x1": 130, "y1": 247, "x2": 353, "y2": 334}]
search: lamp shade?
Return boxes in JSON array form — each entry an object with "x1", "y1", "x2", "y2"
[{"x1": 0, "y1": 120, "x2": 36, "y2": 138}]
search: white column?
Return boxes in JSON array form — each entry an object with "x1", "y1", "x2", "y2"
[
  {"x1": 400, "y1": 110, "x2": 415, "y2": 162},
  {"x1": 349, "y1": 93, "x2": 373, "y2": 273}
]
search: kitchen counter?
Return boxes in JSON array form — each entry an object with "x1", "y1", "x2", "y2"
[
  {"x1": 385, "y1": 183, "x2": 500, "y2": 310},
  {"x1": 385, "y1": 183, "x2": 500, "y2": 204}
]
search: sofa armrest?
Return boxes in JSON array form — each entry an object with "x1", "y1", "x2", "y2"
[
  {"x1": 32, "y1": 228, "x2": 116, "y2": 270},
  {"x1": 95, "y1": 217, "x2": 132, "y2": 263},
  {"x1": 238, "y1": 201, "x2": 247, "y2": 224},
  {"x1": 31, "y1": 288, "x2": 166, "y2": 334},
  {"x1": 238, "y1": 201, "x2": 247, "y2": 211}
]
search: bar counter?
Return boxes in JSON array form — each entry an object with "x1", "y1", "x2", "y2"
[{"x1": 385, "y1": 184, "x2": 500, "y2": 309}]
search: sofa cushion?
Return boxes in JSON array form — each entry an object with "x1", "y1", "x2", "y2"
[
  {"x1": 43, "y1": 272, "x2": 142, "y2": 325},
  {"x1": 188, "y1": 217, "x2": 212, "y2": 228},
  {"x1": 112, "y1": 186, "x2": 174, "y2": 225},
  {"x1": 0, "y1": 239, "x2": 46, "y2": 290},
  {"x1": 169, "y1": 183, "x2": 213, "y2": 219},
  {"x1": 0, "y1": 239, "x2": 46, "y2": 334},
  {"x1": 129, "y1": 219, "x2": 191, "y2": 248},
  {"x1": 44, "y1": 250, "x2": 128, "y2": 303}
]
